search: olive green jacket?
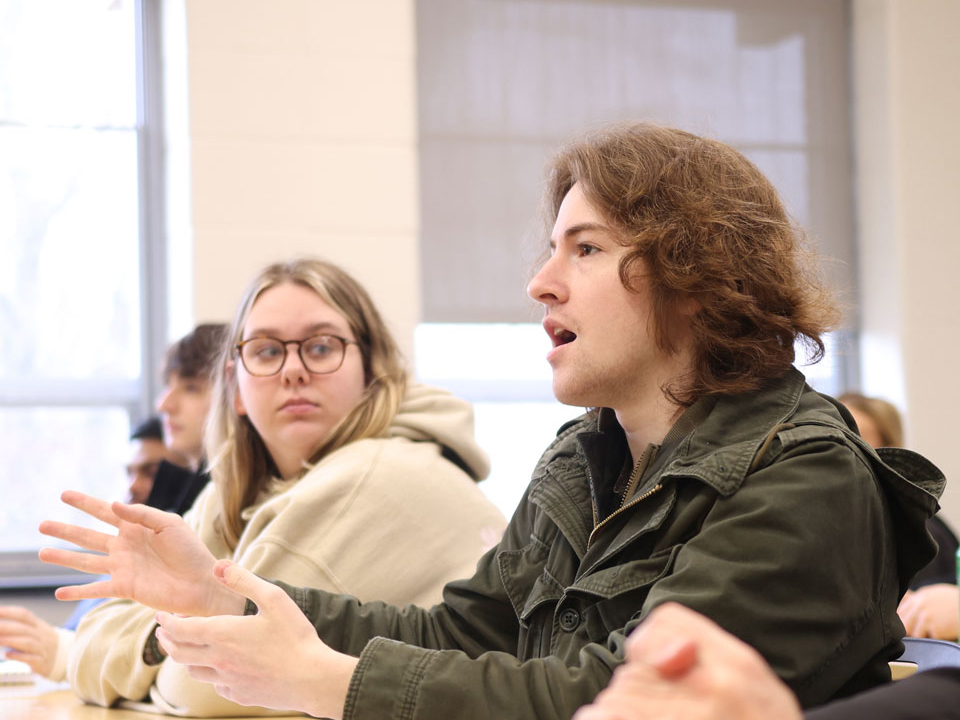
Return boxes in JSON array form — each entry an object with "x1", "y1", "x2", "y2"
[{"x1": 273, "y1": 368, "x2": 944, "y2": 719}]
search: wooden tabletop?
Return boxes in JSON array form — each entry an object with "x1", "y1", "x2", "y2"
[{"x1": 0, "y1": 684, "x2": 302, "y2": 720}]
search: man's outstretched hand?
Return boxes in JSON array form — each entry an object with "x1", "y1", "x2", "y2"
[{"x1": 39, "y1": 491, "x2": 244, "y2": 618}]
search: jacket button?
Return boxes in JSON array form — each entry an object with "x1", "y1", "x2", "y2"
[{"x1": 558, "y1": 608, "x2": 581, "y2": 632}]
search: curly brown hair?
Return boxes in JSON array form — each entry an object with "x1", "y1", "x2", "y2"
[{"x1": 544, "y1": 123, "x2": 838, "y2": 404}]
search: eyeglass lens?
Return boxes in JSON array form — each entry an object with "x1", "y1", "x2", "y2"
[{"x1": 240, "y1": 335, "x2": 346, "y2": 375}]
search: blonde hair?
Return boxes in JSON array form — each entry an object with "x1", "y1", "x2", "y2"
[
  {"x1": 838, "y1": 392, "x2": 904, "y2": 447},
  {"x1": 205, "y1": 258, "x2": 408, "y2": 549}
]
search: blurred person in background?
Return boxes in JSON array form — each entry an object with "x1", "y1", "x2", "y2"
[
  {"x1": 840, "y1": 392, "x2": 960, "y2": 641},
  {"x1": 125, "y1": 416, "x2": 187, "y2": 505},
  {"x1": 147, "y1": 323, "x2": 229, "y2": 514}
]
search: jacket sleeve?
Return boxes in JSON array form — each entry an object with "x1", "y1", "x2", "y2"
[
  {"x1": 642, "y1": 429, "x2": 897, "y2": 706},
  {"x1": 282, "y1": 432, "x2": 901, "y2": 719},
  {"x1": 274, "y1": 490, "x2": 628, "y2": 720}
]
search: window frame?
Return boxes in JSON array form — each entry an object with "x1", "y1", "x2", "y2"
[{"x1": 0, "y1": 0, "x2": 167, "y2": 588}]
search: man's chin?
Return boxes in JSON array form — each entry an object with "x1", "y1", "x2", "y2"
[{"x1": 551, "y1": 379, "x2": 593, "y2": 409}]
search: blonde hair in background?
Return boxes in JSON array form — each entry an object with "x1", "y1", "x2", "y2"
[
  {"x1": 838, "y1": 392, "x2": 904, "y2": 448},
  {"x1": 205, "y1": 258, "x2": 408, "y2": 549}
]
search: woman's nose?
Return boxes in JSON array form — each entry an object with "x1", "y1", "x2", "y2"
[{"x1": 280, "y1": 344, "x2": 309, "y2": 384}]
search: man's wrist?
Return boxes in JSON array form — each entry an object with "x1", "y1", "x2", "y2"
[
  {"x1": 206, "y1": 585, "x2": 248, "y2": 617},
  {"x1": 310, "y1": 651, "x2": 358, "y2": 720}
]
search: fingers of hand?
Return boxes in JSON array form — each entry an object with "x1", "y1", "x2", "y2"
[
  {"x1": 156, "y1": 625, "x2": 213, "y2": 666},
  {"x1": 0, "y1": 632, "x2": 38, "y2": 654},
  {"x1": 156, "y1": 612, "x2": 225, "y2": 651},
  {"x1": 0, "y1": 607, "x2": 38, "y2": 625},
  {"x1": 38, "y1": 547, "x2": 109, "y2": 575},
  {"x1": 53, "y1": 578, "x2": 116, "y2": 602},
  {"x1": 3, "y1": 650, "x2": 45, "y2": 675},
  {"x1": 38, "y1": 522, "x2": 114, "y2": 554},
  {"x1": 60, "y1": 491, "x2": 121, "y2": 528},
  {"x1": 217, "y1": 562, "x2": 272, "y2": 605},
  {"x1": 112, "y1": 501, "x2": 180, "y2": 533}
]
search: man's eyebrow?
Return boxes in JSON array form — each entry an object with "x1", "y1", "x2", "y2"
[
  {"x1": 563, "y1": 222, "x2": 611, "y2": 238},
  {"x1": 550, "y1": 222, "x2": 614, "y2": 246}
]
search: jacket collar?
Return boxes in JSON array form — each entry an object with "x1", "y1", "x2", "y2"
[{"x1": 528, "y1": 368, "x2": 814, "y2": 556}]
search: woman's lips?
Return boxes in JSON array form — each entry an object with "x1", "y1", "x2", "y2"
[{"x1": 281, "y1": 399, "x2": 318, "y2": 414}]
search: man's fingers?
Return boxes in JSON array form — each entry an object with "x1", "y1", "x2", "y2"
[
  {"x1": 38, "y1": 547, "x2": 109, "y2": 575},
  {"x1": 38, "y1": 521, "x2": 114, "y2": 553},
  {"x1": 112, "y1": 501, "x2": 182, "y2": 533},
  {"x1": 649, "y1": 638, "x2": 698, "y2": 678},
  {"x1": 53, "y1": 578, "x2": 117, "y2": 602},
  {"x1": 214, "y1": 561, "x2": 277, "y2": 609},
  {"x1": 59, "y1": 491, "x2": 121, "y2": 528}
]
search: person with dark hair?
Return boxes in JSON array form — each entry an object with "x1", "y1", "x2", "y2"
[
  {"x1": 147, "y1": 323, "x2": 229, "y2": 514},
  {"x1": 124, "y1": 417, "x2": 186, "y2": 505},
  {"x1": 0, "y1": 416, "x2": 184, "y2": 682},
  {"x1": 839, "y1": 392, "x2": 960, "y2": 640},
  {"x1": 40, "y1": 123, "x2": 943, "y2": 720}
]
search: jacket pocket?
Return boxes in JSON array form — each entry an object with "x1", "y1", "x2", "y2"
[{"x1": 567, "y1": 546, "x2": 681, "y2": 641}]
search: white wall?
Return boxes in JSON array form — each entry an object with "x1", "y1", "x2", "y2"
[
  {"x1": 177, "y1": 0, "x2": 420, "y2": 361},
  {"x1": 853, "y1": 0, "x2": 960, "y2": 523}
]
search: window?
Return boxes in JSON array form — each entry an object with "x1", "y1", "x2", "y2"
[{"x1": 0, "y1": 0, "x2": 164, "y2": 585}]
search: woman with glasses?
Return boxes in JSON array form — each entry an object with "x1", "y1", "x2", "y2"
[{"x1": 64, "y1": 257, "x2": 505, "y2": 717}]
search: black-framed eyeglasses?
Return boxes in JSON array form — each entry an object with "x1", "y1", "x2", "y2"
[{"x1": 234, "y1": 334, "x2": 358, "y2": 377}]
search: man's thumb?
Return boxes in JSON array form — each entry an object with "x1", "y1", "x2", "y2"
[{"x1": 213, "y1": 559, "x2": 258, "y2": 600}]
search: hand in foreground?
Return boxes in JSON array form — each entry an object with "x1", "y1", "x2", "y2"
[
  {"x1": 573, "y1": 603, "x2": 802, "y2": 720},
  {"x1": 38, "y1": 491, "x2": 242, "y2": 618},
  {"x1": 0, "y1": 606, "x2": 60, "y2": 677},
  {"x1": 155, "y1": 560, "x2": 358, "y2": 720},
  {"x1": 898, "y1": 583, "x2": 960, "y2": 640}
]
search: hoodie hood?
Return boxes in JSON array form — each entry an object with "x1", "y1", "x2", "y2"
[{"x1": 388, "y1": 383, "x2": 490, "y2": 481}]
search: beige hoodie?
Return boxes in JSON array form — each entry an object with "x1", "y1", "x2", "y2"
[{"x1": 67, "y1": 384, "x2": 505, "y2": 717}]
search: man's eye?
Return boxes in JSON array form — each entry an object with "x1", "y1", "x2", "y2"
[{"x1": 578, "y1": 244, "x2": 599, "y2": 256}]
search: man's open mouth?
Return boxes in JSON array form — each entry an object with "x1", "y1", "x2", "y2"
[{"x1": 552, "y1": 327, "x2": 577, "y2": 348}]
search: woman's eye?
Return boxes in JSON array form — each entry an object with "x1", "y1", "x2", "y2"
[
  {"x1": 305, "y1": 340, "x2": 334, "y2": 358},
  {"x1": 255, "y1": 344, "x2": 282, "y2": 359},
  {"x1": 578, "y1": 244, "x2": 599, "y2": 256}
]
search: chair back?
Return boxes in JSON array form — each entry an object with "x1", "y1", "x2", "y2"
[{"x1": 892, "y1": 637, "x2": 960, "y2": 679}]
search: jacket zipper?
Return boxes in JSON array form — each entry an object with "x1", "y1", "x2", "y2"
[{"x1": 588, "y1": 481, "x2": 664, "y2": 549}]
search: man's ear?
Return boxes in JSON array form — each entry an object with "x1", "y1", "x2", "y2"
[
  {"x1": 227, "y1": 360, "x2": 246, "y2": 416},
  {"x1": 679, "y1": 294, "x2": 703, "y2": 318}
]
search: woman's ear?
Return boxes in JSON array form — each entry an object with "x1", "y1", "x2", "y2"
[{"x1": 227, "y1": 360, "x2": 246, "y2": 416}]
